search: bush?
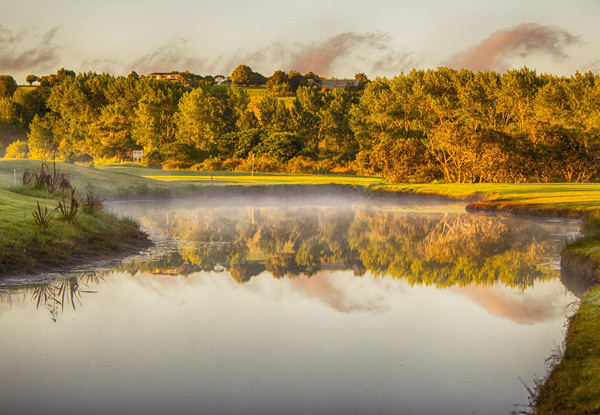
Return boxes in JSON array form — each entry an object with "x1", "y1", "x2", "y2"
[
  {"x1": 162, "y1": 160, "x2": 193, "y2": 170},
  {"x1": 199, "y1": 157, "x2": 224, "y2": 171},
  {"x1": 222, "y1": 158, "x2": 243, "y2": 171},
  {"x1": 4, "y1": 140, "x2": 29, "y2": 159},
  {"x1": 235, "y1": 155, "x2": 283, "y2": 173},
  {"x1": 285, "y1": 156, "x2": 320, "y2": 174}
]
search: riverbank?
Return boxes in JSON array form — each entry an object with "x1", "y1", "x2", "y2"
[{"x1": 0, "y1": 160, "x2": 163, "y2": 276}]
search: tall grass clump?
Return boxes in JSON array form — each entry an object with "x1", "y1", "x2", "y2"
[
  {"x1": 57, "y1": 187, "x2": 79, "y2": 222},
  {"x1": 32, "y1": 202, "x2": 57, "y2": 230}
]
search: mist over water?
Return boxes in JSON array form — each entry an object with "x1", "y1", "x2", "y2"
[{"x1": 0, "y1": 195, "x2": 581, "y2": 415}]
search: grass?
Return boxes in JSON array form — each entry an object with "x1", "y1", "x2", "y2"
[
  {"x1": 0, "y1": 159, "x2": 183, "y2": 199},
  {"x1": 534, "y1": 286, "x2": 600, "y2": 414},
  {"x1": 376, "y1": 183, "x2": 600, "y2": 215},
  {"x1": 0, "y1": 159, "x2": 155, "y2": 275}
]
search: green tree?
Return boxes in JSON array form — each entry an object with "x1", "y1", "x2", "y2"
[
  {"x1": 231, "y1": 65, "x2": 254, "y2": 86},
  {"x1": 255, "y1": 131, "x2": 304, "y2": 161},
  {"x1": 0, "y1": 75, "x2": 17, "y2": 98},
  {"x1": 318, "y1": 88, "x2": 358, "y2": 160},
  {"x1": 174, "y1": 86, "x2": 236, "y2": 160},
  {"x1": 132, "y1": 79, "x2": 184, "y2": 164},
  {"x1": 266, "y1": 70, "x2": 292, "y2": 95},
  {"x1": 355, "y1": 72, "x2": 369, "y2": 88},
  {"x1": 25, "y1": 75, "x2": 39, "y2": 86},
  {"x1": 291, "y1": 86, "x2": 324, "y2": 155},
  {"x1": 89, "y1": 105, "x2": 136, "y2": 158},
  {"x1": 257, "y1": 94, "x2": 291, "y2": 132},
  {"x1": 27, "y1": 114, "x2": 58, "y2": 159}
]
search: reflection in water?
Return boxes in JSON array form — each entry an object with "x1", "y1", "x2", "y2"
[
  {"x1": 456, "y1": 283, "x2": 572, "y2": 325},
  {"x1": 1, "y1": 274, "x2": 103, "y2": 322},
  {"x1": 0, "y1": 199, "x2": 582, "y2": 415},
  {"x1": 117, "y1": 205, "x2": 576, "y2": 289}
]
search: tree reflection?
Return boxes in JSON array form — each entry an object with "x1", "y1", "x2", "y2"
[
  {"x1": 0, "y1": 207, "x2": 577, "y2": 321},
  {"x1": 123, "y1": 206, "x2": 571, "y2": 289}
]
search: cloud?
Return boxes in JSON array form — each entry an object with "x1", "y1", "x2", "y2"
[
  {"x1": 448, "y1": 23, "x2": 581, "y2": 72},
  {"x1": 228, "y1": 32, "x2": 414, "y2": 77},
  {"x1": 0, "y1": 25, "x2": 60, "y2": 73},
  {"x1": 126, "y1": 32, "x2": 414, "y2": 78},
  {"x1": 290, "y1": 32, "x2": 413, "y2": 77},
  {"x1": 129, "y1": 38, "x2": 208, "y2": 75}
]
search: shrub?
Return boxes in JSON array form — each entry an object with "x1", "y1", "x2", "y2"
[
  {"x1": 81, "y1": 192, "x2": 104, "y2": 214},
  {"x1": 57, "y1": 187, "x2": 79, "y2": 222},
  {"x1": 198, "y1": 157, "x2": 224, "y2": 171},
  {"x1": 4, "y1": 140, "x2": 28, "y2": 159},
  {"x1": 330, "y1": 164, "x2": 356, "y2": 175},
  {"x1": 32, "y1": 202, "x2": 56, "y2": 230},
  {"x1": 222, "y1": 158, "x2": 243, "y2": 171},
  {"x1": 285, "y1": 156, "x2": 320, "y2": 174},
  {"x1": 235, "y1": 155, "x2": 283, "y2": 173},
  {"x1": 162, "y1": 160, "x2": 192, "y2": 170}
]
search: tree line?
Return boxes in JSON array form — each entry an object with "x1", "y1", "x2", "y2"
[{"x1": 1, "y1": 66, "x2": 599, "y2": 183}]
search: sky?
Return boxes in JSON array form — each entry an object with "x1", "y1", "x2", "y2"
[{"x1": 1, "y1": 0, "x2": 599, "y2": 83}]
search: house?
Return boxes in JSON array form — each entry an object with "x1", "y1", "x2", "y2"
[
  {"x1": 307, "y1": 79, "x2": 359, "y2": 89},
  {"x1": 147, "y1": 72, "x2": 192, "y2": 87}
]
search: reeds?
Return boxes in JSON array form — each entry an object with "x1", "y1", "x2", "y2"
[
  {"x1": 22, "y1": 161, "x2": 72, "y2": 194},
  {"x1": 32, "y1": 202, "x2": 57, "y2": 229},
  {"x1": 81, "y1": 192, "x2": 104, "y2": 214},
  {"x1": 57, "y1": 187, "x2": 79, "y2": 222}
]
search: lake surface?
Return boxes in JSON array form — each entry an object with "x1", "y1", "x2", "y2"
[{"x1": 0, "y1": 195, "x2": 582, "y2": 415}]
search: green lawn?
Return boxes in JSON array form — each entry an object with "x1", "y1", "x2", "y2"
[
  {"x1": 375, "y1": 183, "x2": 600, "y2": 216},
  {"x1": 0, "y1": 159, "x2": 181, "y2": 198},
  {"x1": 101, "y1": 165, "x2": 384, "y2": 187}
]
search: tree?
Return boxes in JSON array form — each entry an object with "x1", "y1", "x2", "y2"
[
  {"x1": 255, "y1": 132, "x2": 304, "y2": 161},
  {"x1": 231, "y1": 65, "x2": 254, "y2": 86},
  {"x1": 132, "y1": 79, "x2": 184, "y2": 164},
  {"x1": 257, "y1": 94, "x2": 291, "y2": 132},
  {"x1": 28, "y1": 114, "x2": 57, "y2": 159},
  {"x1": 174, "y1": 87, "x2": 236, "y2": 160},
  {"x1": 318, "y1": 89, "x2": 358, "y2": 160},
  {"x1": 287, "y1": 71, "x2": 306, "y2": 92},
  {"x1": 290, "y1": 86, "x2": 324, "y2": 154},
  {"x1": 266, "y1": 70, "x2": 292, "y2": 95},
  {"x1": 252, "y1": 72, "x2": 267, "y2": 86},
  {"x1": 355, "y1": 73, "x2": 369, "y2": 88},
  {"x1": 0, "y1": 75, "x2": 17, "y2": 98},
  {"x1": 0, "y1": 97, "x2": 25, "y2": 147},
  {"x1": 26, "y1": 75, "x2": 39, "y2": 86},
  {"x1": 89, "y1": 105, "x2": 136, "y2": 158}
]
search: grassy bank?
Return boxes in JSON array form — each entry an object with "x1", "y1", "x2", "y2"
[
  {"x1": 0, "y1": 159, "x2": 166, "y2": 275},
  {"x1": 533, "y1": 287, "x2": 600, "y2": 414}
]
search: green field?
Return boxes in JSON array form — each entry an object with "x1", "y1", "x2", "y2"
[{"x1": 101, "y1": 165, "x2": 384, "y2": 186}]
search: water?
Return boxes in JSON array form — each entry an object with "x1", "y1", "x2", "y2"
[{"x1": 0, "y1": 195, "x2": 581, "y2": 415}]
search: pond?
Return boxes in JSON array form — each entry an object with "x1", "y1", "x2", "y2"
[{"x1": 0, "y1": 194, "x2": 582, "y2": 415}]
